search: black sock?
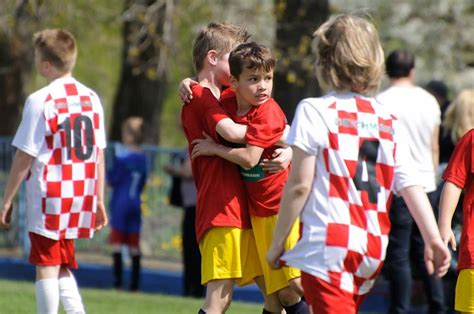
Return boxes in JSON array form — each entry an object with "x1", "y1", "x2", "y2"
[
  {"x1": 198, "y1": 309, "x2": 206, "y2": 314},
  {"x1": 262, "y1": 309, "x2": 274, "y2": 314},
  {"x1": 130, "y1": 254, "x2": 141, "y2": 291},
  {"x1": 284, "y1": 299, "x2": 309, "y2": 314},
  {"x1": 112, "y1": 252, "x2": 122, "y2": 288}
]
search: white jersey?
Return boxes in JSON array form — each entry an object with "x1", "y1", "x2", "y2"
[
  {"x1": 282, "y1": 92, "x2": 417, "y2": 296},
  {"x1": 376, "y1": 86, "x2": 441, "y2": 192},
  {"x1": 13, "y1": 77, "x2": 106, "y2": 240}
]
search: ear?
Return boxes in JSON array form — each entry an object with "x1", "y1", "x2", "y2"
[
  {"x1": 230, "y1": 75, "x2": 238, "y2": 89},
  {"x1": 207, "y1": 50, "x2": 218, "y2": 66},
  {"x1": 41, "y1": 60, "x2": 52, "y2": 74}
]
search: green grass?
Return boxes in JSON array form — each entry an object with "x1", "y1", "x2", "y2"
[{"x1": 0, "y1": 279, "x2": 261, "y2": 313}]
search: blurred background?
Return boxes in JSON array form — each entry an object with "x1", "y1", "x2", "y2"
[{"x1": 0, "y1": 0, "x2": 473, "y2": 269}]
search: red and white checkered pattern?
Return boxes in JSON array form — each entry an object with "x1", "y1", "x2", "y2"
[
  {"x1": 13, "y1": 77, "x2": 106, "y2": 240},
  {"x1": 282, "y1": 93, "x2": 415, "y2": 296}
]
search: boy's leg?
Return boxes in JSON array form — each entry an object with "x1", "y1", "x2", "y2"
[
  {"x1": 250, "y1": 215, "x2": 307, "y2": 313},
  {"x1": 199, "y1": 227, "x2": 246, "y2": 313},
  {"x1": 254, "y1": 275, "x2": 283, "y2": 313},
  {"x1": 58, "y1": 267, "x2": 85, "y2": 314},
  {"x1": 109, "y1": 228, "x2": 125, "y2": 289},
  {"x1": 129, "y1": 245, "x2": 141, "y2": 291},
  {"x1": 36, "y1": 266, "x2": 60, "y2": 314},
  {"x1": 202, "y1": 279, "x2": 235, "y2": 313},
  {"x1": 112, "y1": 250, "x2": 123, "y2": 289},
  {"x1": 30, "y1": 233, "x2": 80, "y2": 314}
]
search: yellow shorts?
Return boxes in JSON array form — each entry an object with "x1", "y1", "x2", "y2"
[
  {"x1": 251, "y1": 215, "x2": 301, "y2": 295},
  {"x1": 199, "y1": 227, "x2": 262, "y2": 286},
  {"x1": 455, "y1": 269, "x2": 474, "y2": 313}
]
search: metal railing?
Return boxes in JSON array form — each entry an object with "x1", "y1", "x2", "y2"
[{"x1": 0, "y1": 138, "x2": 185, "y2": 263}]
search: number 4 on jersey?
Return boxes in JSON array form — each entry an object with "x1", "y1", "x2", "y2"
[{"x1": 353, "y1": 139, "x2": 381, "y2": 205}]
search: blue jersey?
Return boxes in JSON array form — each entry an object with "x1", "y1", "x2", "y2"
[{"x1": 107, "y1": 145, "x2": 148, "y2": 233}]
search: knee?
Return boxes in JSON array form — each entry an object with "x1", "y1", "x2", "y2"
[
  {"x1": 277, "y1": 286, "x2": 300, "y2": 306},
  {"x1": 289, "y1": 278, "x2": 304, "y2": 297}
]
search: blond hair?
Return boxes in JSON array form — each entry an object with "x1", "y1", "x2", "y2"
[
  {"x1": 313, "y1": 14, "x2": 384, "y2": 95},
  {"x1": 443, "y1": 89, "x2": 474, "y2": 143},
  {"x1": 122, "y1": 117, "x2": 145, "y2": 146},
  {"x1": 192, "y1": 22, "x2": 250, "y2": 74},
  {"x1": 33, "y1": 29, "x2": 77, "y2": 73}
]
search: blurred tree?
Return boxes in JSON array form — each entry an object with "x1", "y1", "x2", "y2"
[
  {"x1": 109, "y1": 0, "x2": 174, "y2": 144},
  {"x1": 0, "y1": 0, "x2": 41, "y2": 136},
  {"x1": 273, "y1": 0, "x2": 329, "y2": 121}
]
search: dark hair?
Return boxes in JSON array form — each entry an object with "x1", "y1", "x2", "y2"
[
  {"x1": 229, "y1": 42, "x2": 276, "y2": 79},
  {"x1": 385, "y1": 49, "x2": 415, "y2": 79},
  {"x1": 425, "y1": 80, "x2": 448, "y2": 100}
]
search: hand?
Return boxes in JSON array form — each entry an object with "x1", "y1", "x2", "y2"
[
  {"x1": 260, "y1": 147, "x2": 292, "y2": 173},
  {"x1": 0, "y1": 204, "x2": 13, "y2": 230},
  {"x1": 191, "y1": 133, "x2": 218, "y2": 159},
  {"x1": 266, "y1": 242, "x2": 285, "y2": 270},
  {"x1": 95, "y1": 202, "x2": 108, "y2": 231},
  {"x1": 424, "y1": 238, "x2": 451, "y2": 278},
  {"x1": 439, "y1": 224, "x2": 457, "y2": 251},
  {"x1": 179, "y1": 77, "x2": 198, "y2": 103},
  {"x1": 163, "y1": 164, "x2": 175, "y2": 176}
]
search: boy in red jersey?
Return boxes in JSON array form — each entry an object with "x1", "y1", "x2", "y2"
[
  {"x1": 266, "y1": 14, "x2": 450, "y2": 314},
  {"x1": 181, "y1": 22, "x2": 266, "y2": 314},
  {"x1": 191, "y1": 42, "x2": 307, "y2": 314},
  {"x1": 439, "y1": 128, "x2": 474, "y2": 313},
  {"x1": 0, "y1": 29, "x2": 107, "y2": 314},
  {"x1": 438, "y1": 89, "x2": 474, "y2": 314}
]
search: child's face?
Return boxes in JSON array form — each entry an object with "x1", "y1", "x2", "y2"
[
  {"x1": 215, "y1": 52, "x2": 232, "y2": 87},
  {"x1": 232, "y1": 67, "x2": 273, "y2": 107}
]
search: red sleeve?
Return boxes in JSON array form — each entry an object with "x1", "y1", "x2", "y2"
[
  {"x1": 194, "y1": 86, "x2": 229, "y2": 130},
  {"x1": 442, "y1": 129, "x2": 474, "y2": 189},
  {"x1": 246, "y1": 99, "x2": 287, "y2": 148}
]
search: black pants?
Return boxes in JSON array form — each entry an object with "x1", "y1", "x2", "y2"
[
  {"x1": 385, "y1": 192, "x2": 446, "y2": 314},
  {"x1": 182, "y1": 206, "x2": 205, "y2": 297}
]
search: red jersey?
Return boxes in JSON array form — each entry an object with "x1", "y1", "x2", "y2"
[
  {"x1": 221, "y1": 91, "x2": 289, "y2": 217},
  {"x1": 442, "y1": 129, "x2": 474, "y2": 271},
  {"x1": 181, "y1": 85, "x2": 250, "y2": 242}
]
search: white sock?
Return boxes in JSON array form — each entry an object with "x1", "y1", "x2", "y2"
[
  {"x1": 35, "y1": 278, "x2": 60, "y2": 314},
  {"x1": 58, "y1": 275, "x2": 85, "y2": 314}
]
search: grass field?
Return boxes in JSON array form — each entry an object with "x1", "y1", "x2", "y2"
[{"x1": 0, "y1": 279, "x2": 262, "y2": 313}]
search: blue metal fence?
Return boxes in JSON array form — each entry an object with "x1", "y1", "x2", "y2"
[{"x1": 0, "y1": 138, "x2": 185, "y2": 263}]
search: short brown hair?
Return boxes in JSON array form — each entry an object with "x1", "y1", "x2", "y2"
[
  {"x1": 122, "y1": 117, "x2": 145, "y2": 145},
  {"x1": 192, "y1": 22, "x2": 250, "y2": 74},
  {"x1": 313, "y1": 14, "x2": 384, "y2": 95},
  {"x1": 33, "y1": 29, "x2": 77, "y2": 73},
  {"x1": 229, "y1": 42, "x2": 276, "y2": 79}
]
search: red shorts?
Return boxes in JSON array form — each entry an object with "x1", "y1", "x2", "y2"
[
  {"x1": 301, "y1": 272, "x2": 366, "y2": 314},
  {"x1": 108, "y1": 228, "x2": 140, "y2": 248},
  {"x1": 29, "y1": 232, "x2": 78, "y2": 269}
]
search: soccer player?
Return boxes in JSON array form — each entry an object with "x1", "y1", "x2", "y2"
[
  {"x1": 191, "y1": 41, "x2": 307, "y2": 313},
  {"x1": 438, "y1": 89, "x2": 474, "y2": 314},
  {"x1": 181, "y1": 22, "x2": 260, "y2": 314},
  {"x1": 0, "y1": 29, "x2": 107, "y2": 314},
  {"x1": 107, "y1": 117, "x2": 148, "y2": 291},
  {"x1": 266, "y1": 14, "x2": 451, "y2": 313}
]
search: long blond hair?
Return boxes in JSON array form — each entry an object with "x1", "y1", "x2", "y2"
[
  {"x1": 312, "y1": 14, "x2": 385, "y2": 96},
  {"x1": 443, "y1": 89, "x2": 474, "y2": 143}
]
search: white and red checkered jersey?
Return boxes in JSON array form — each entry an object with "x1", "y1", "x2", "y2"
[
  {"x1": 281, "y1": 92, "x2": 418, "y2": 296},
  {"x1": 13, "y1": 77, "x2": 106, "y2": 240}
]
